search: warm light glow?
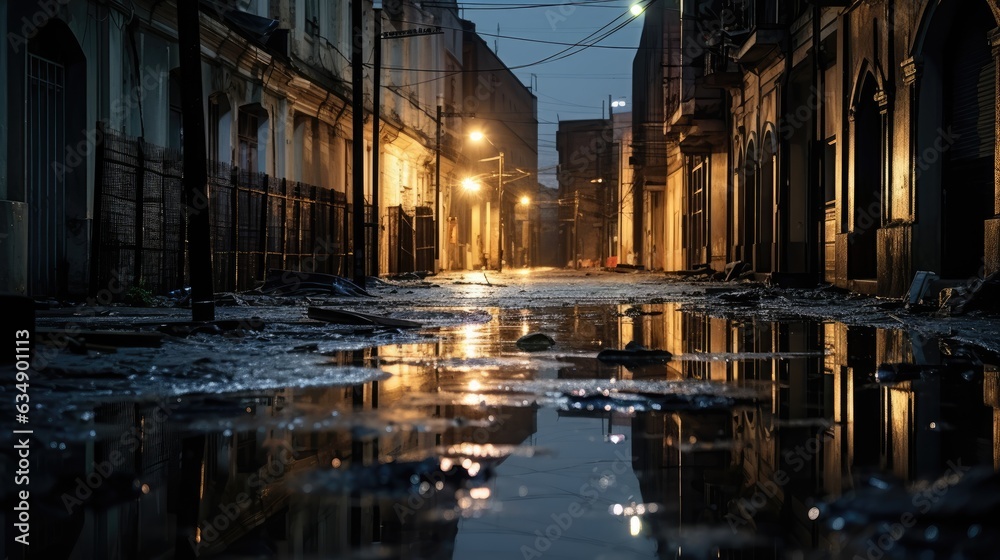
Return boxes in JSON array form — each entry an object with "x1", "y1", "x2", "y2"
[
  {"x1": 629, "y1": 4, "x2": 644, "y2": 16},
  {"x1": 469, "y1": 379, "x2": 482, "y2": 392},
  {"x1": 470, "y1": 131, "x2": 485, "y2": 142},
  {"x1": 808, "y1": 507, "x2": 820, "y2": 520},
  {"x1": 469, "y1": 487, "x2": 491, "y2": 500},
  {"x1": 462, "y1": 178, "x2": 481, "y2": 191},
  {"x1": 520, "y1": 196, "x2": 531, "y2": 205},
  {"x1": 630, "y1": 516, "x2": 642, "y2": 536}
]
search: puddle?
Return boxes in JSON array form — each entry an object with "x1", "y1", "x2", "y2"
[{"x1": 13, "y1": 303, "x2": 1000, "y2": 559}]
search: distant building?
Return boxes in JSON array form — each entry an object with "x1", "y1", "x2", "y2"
[
  {"x1": 534, "y1": 186, "x2": 561, "y2": 268},
  {"x1": 456, "y1": 20, "x2": 539, "y2": 271},
  {"x1": 556, "y1": 118, "x2": 617, "y2": 268},
  {"x1": 613, "y1": 111, "x2": 635, "y2": 267}
]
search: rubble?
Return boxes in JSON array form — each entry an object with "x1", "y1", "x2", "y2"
[
  {"x1": 306, "y1": 306, "x2": 422, "y2": 328},
  {"x1": 597, "y1": 341, "x2": 673, "y2": 364},
  {"x1": 937, "y1": 271, "x2": 1000, "y2": 316},
  {"x1": 515, "y1": 332, "x2": 556, "y2": 351},
  {"x1": 250, "y1": 269, "x2": 374, "y2": 297}
]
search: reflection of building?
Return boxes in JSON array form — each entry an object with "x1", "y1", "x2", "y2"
[
  {"x1": 617, "y1": 305, "x2": 1000, "y2": 556},
  {"x1": 22, "y1": 342, "x2": 539, "y2": 559},
  {"x1": 632, "y1": 0, "x2": 1000, "y2": 293}
]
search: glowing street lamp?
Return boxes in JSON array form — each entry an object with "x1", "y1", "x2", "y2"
[
  {"x1": 462, "y1": 178, "x2": 482, "y2": 192},
  {"x1": 519, "y1": 196, "x2": 531, "y2": 206},
  {"x1": 629, "y1": 4, "x2": 644, "y2": 16},
  {"x1": 469, "y1": 131, "x2": 506, "y2": 272}
]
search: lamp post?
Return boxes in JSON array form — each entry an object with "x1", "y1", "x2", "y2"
[{"x1": 470, "y1": 132, "x2": 505, "y2": 272}]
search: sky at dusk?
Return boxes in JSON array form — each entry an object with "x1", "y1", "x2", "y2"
[{"x1": 456, "y1": 1, "x2": 645, "y2": 188}]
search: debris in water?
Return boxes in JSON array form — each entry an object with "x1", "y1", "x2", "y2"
[
  {"x1": 250, "y1": 269, "x2": 373, "y2": 297},
  {"x1": 307, "y1": 307, "x2": 421, "y2": 329},
  {"x1": 516, "y1": 332, "x2": 556, "y2": 351},
  {"x1": 597, "y1": 341, "x2": 673, "y2": 364}
]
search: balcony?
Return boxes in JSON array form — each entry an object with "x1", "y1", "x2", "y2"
[
  {"x1": 669, "y1": 99, "x2": 728, "y2": 151},
  {"x1": 701, "y1": 47, "x2": 741, "y2": 88},
  {"x1": 735, "y1": 26, "x2": 786, "y2": 67}
]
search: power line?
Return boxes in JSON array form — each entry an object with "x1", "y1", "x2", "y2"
[
  {"x1": 381, "y1": 0, "x2": 651, "y2": 87},
  {"x1": 424, "y1": 0, "x2": 626, "y2": 10}
]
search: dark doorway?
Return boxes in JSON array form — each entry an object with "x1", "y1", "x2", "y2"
[
  {"x1": 850, "y1": 76, "x2": 880, "y2": 280},
  {"x1": 26, "y1": 20, "x2": 86, "y2": 296},
  {"x1": 743, "y1": 141, "x2": 759, "y2": 271},
  {"x1": 758, "y1": 134, "x2": 775, "y2": 273},
  {"x1": 941, "y1": 5, "x2": 996, "y2": 278}
]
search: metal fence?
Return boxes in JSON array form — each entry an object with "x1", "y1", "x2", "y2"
[
  {"x1": 91, "y1": 125, "x2": 383, "y2": 297},
  {"x1": 387, "y1": 205, "x2": 436, "y2": 274}
]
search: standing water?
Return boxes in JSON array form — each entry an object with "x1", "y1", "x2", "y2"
[{"x1": 8, "y1": 301, "x2": 999, "y2": 559}]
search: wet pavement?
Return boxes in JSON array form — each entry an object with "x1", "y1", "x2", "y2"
[{"x1": 5, "y1": 269, "x2": 1000, "y2": 559}]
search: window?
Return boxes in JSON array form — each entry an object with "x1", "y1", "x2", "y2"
[
  {"x1": 687, "y1": 155, "x2": 708, "y2": 264},
  {"x1": 238, "y1": 112, "x2": 259, "y2": 172},
  {"x1": 305, "y1": 0, "x2": 320, "y2": 36}
]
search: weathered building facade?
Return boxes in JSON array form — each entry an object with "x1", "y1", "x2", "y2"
[
  {"x1": 1, "y1": 0, "x2": 537, "y2": 296},
  {"x1": 631, "y1": 0, "x2": 677, "y2": 271},
  {"x1": 632, "y1": 0, "x2": 1000, "y2": 296}
]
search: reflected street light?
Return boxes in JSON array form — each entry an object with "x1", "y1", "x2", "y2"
[{"x1": 469, "y1": 131, "x2": 505, "y2": 272}]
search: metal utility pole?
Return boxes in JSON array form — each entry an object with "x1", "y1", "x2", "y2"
[
  {"x1": 177, "y1": 0, "x2": 214, "y2": 322},
  {"x1": 351, "y1": 0, "x2": 366, "y2": 289},
  {"x1": 371, "y1": 6, "x2": 381, "y2": 279},
  {"x1": 573, "y1": 190, "x2": 580, "y2": 270},
  {"x1": 498, "y1": 151, "x2": 505, "y2": 272},
  {"x1": 435, "y1": 101, "x2": 442, "y2": 273}
]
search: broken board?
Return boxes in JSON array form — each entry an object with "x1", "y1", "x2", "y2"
[{"x1": 307, "y1": 307, "x2": 421, "y2": 329}]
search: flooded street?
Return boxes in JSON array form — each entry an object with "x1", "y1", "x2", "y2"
[{"x1": 9, "y1": 272, "x2": 1000, "y2": 559}]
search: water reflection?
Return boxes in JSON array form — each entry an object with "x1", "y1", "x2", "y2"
[{"x1": 13, "y1": 304, "x2": 999, "y2": 559}]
